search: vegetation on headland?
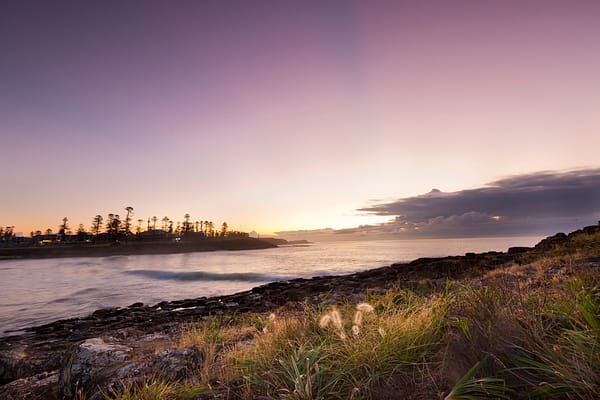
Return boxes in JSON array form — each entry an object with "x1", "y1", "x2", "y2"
[
  {"x1": 0, "y1": 207, "x2": 275, "y2": 258},
  {"x1": 0, "y1": 206, "x2": 248, "y2": 245},
  {"x1": 96, "y1": 224, "x2": 600, "y2": 400}
]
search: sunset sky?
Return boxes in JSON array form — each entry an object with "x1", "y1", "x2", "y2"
[{"x1": 2, "y1": 1, "x2": 600, "y2": 237}]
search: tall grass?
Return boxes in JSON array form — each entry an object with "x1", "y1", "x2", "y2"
[
  {"x1": 231, "y1": 293, "x2": 446, "y2": 399},
  {"x1": 507, "y1": 280, "x2": 600, "y2": 399},
  {"x1": 102, "y1": 377, "x2": 206, "y2": 400}
]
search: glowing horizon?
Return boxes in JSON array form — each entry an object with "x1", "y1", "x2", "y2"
[{"x1": 2, "y1": 1, "x2": 600, "y2": 238}]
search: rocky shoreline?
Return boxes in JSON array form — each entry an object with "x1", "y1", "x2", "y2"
[{"x1": 1, "y1": 226, "x2": 598, "y2": 399}]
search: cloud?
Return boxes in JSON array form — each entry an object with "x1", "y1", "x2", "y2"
[
  {"x1": 360, "y1": 169, "x2": 600, "y2": 221},
  {"x1": 278, "y1": 168, "x2": 600, "y2": 240}
]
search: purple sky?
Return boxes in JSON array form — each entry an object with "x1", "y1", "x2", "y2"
[{"x1": 2, "y1": 1, "x2": 600, "y2": 236}]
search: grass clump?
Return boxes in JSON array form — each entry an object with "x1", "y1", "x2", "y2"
[
  {"x1": 102, "y1": 377, "x2": 207, "y2": 400},
  {"x1": 507, "y1": 280, "x2": 600, "y2": 399},
  {"x1": 232, "y1": 293, "x2": 446, "y2": 399}
]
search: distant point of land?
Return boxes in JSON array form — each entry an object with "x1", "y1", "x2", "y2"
[{"x1": 0, "y1": 237, "x2": 276, "y2": 260}]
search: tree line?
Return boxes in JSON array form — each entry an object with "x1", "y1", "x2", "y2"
[{"x1": 2, "y1": 206, "x2": 247, "y2": 244}]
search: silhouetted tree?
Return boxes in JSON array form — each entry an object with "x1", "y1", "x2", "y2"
[
  {"x1": 106, "y1": 214, "x2": 122, "y2": 242},
  {"x1": 183, "y1": 213, "x2": 191, "y2": 233},
  {"x1": 77, "y1": 224, "x2": 86, "y2": 241},
  {"x1": 221, "y1": 222, "x2": 228, "y2": 237},
  {"x1": 194, "y1": 221, "x2": 199, "y2": 232},
  {"x1": 1, "y1": 226, "x2": 15, "y2": 241},
  {"x1": 59, "y1": 217, "x2": 70, "y2": 235},
  {"x1": 91, "y1": 215, "x2": 103, "y2": 241},
  {"x1": 136, "y1": 219, "x2": 143, "y2": 234},
  {"x1": 162, "y1": 216, "x2": 169, "y2": 231},
  {"x1": 45, "y1": 228, "x2": 52, "y2": 235},
  {"x1": 106, "y1": 214, "x2": 114, "y2": 234},
  {"x1": 151, "y1": 216, "x2": 157, "y2": 230},
  {"x1": 208, "y1": 221, "x2": 214, "y2": 237},
  {"x1": 124, "y1": 206, "x2": 134, "y2": 239}
]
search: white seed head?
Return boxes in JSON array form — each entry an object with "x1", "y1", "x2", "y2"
[
  {"x1": 356, "y1": 303, "x2": 374, "y2": 313},
  {"x1": 331, "y1": 308, "x2": 343, "y2": 330},
  {"x1": 268, "y1": 313, "x2": 277, "y2": 321},
  {"x1": 337, "y1": 330, "x2": 347, "y2": 340},
  {"x1": 351, "y1": 324, "x2": 360, "y2": 336},
  {"x1": 378, "y1": 327, "x2": 386, "y2": 338},
  {"x1": 319, "y1": 314, "x2": 331, "y2": 329},
  {"x1": 353, "y1": 310, "x2": 363, "y2": 326}
]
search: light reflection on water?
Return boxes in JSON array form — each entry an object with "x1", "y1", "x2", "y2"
[{"x1": 0, "y1": 236, "x2": 541, "y2": 334}]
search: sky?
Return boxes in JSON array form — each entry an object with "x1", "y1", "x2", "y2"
[{"x1": 2, "y1": 1, "x2": 600, "y2": 238}]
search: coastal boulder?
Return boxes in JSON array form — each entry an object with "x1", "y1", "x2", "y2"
[
  {"x1": 149, "y1": 347, "x2": 201, "y2": 380},
  {"x1": 58, "y1": 337, "x2": 132, "y2": 399},
  {"x1": 0, "y1": 371, "x2": 59, "y2": 400}
]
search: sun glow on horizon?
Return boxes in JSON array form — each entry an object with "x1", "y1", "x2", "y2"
[{"x1": 263, "y1": 214, "x2": 393, "y2": 236}]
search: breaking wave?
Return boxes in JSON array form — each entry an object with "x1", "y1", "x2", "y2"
[{"x1": 124, "y1": 269, "x2": 292, "y2": 282}]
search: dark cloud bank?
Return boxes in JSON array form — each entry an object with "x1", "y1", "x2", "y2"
[{"x1": 279, "y1": 169, "x2": 600, "y2": 240}]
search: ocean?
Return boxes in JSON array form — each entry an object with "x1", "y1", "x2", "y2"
[{"x1": 0, "y1": 236, "x2": 542, "y2": 335}]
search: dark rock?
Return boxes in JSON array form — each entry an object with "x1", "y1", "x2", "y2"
[
  {"x1": 92, "y1": 308, "x2": 121, "y2": 319},
  {"x1": 58, "y1": 338, "x2": 132, "y2": 399},
  {"x1": 508, "y1": 246, "x2": 530, "y2": 254},
  {"x1": 0, "y1": 371, "x2": 58, "y2": 400},
  {"x1": 535, "y1": 232, "x2": 568, "y2": 250},
  {"x1": 150, "y1": 348, "x2": 201, "y2": 381}
]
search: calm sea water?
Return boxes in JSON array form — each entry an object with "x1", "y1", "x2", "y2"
[{"x1": 0, "y1": 236, "x2": 541, "y2": 335}]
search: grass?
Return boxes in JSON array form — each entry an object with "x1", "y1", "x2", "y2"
[
  {"x1": 102, "y1": 226, "x2": 600, "y2": 399},
  {"x1": 101, "y1": 377, "x2": 207, "y2": 400}
]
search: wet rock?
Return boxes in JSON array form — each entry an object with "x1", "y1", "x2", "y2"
[{"x1": 91, "y1": 307, "x2": 122, "y2": 319}]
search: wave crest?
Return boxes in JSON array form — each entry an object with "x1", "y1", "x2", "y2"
[{"x1": 124, "y1": 269, "x2": 289, "y2": 282}]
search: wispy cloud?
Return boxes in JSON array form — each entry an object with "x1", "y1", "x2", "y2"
[{"x1": 278, "y1": 169, "x2": 600, "y2": 240}]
